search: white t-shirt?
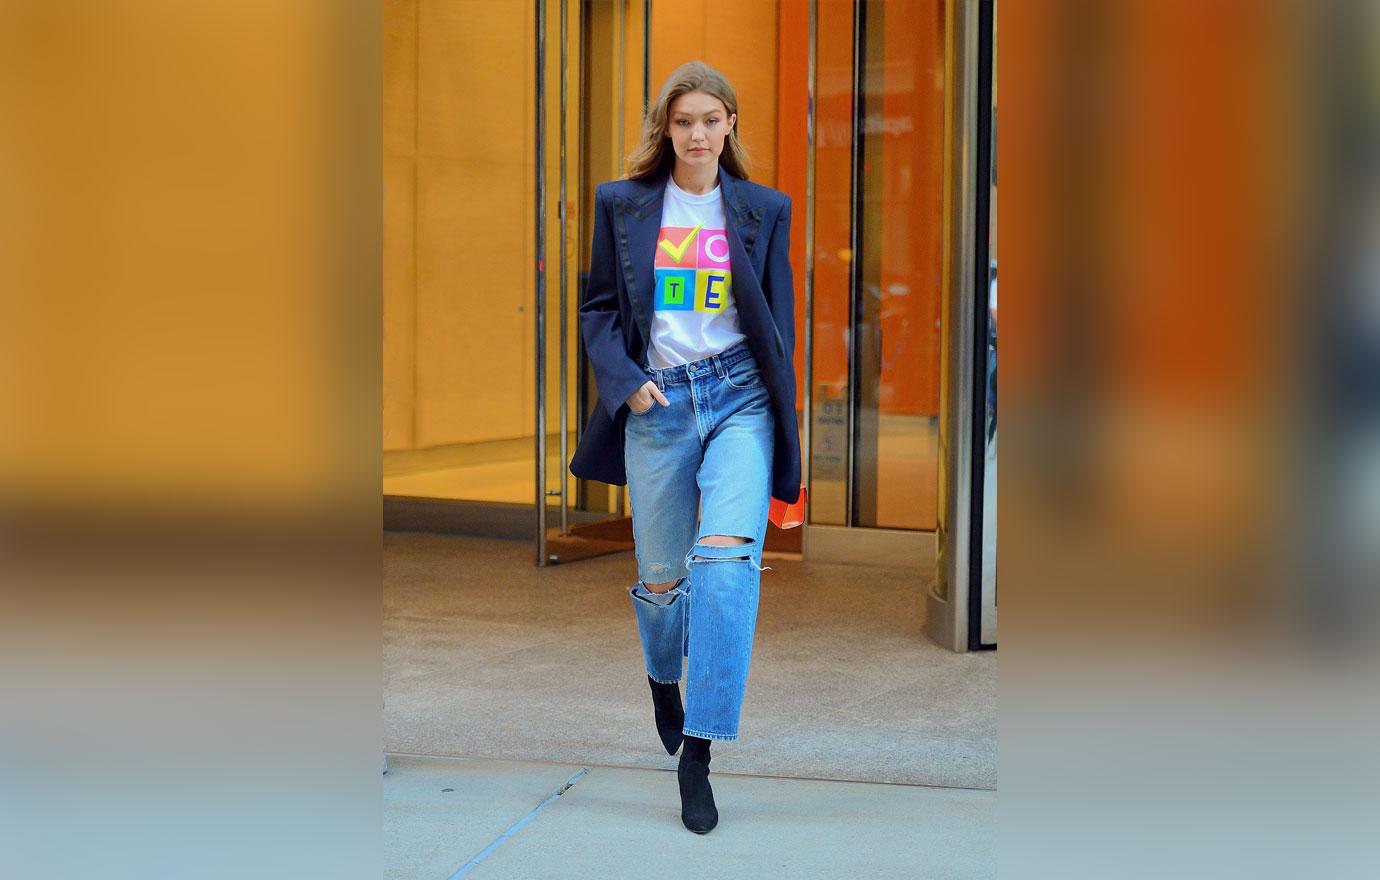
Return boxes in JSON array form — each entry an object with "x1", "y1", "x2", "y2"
[{"x1": 647, "y1": 175, "x2": 747, "y2": 369}]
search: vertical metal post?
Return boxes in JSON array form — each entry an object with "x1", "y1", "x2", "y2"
[
  {"x1": 642, "y1": 0, "x2": 651, "y2": 114},
  {"x1": 803, "y1": 0, "x2": 817, "y2": 541},
  {"x1": 968, "y1": 0, "x2": 997, "y2": 649},
  {"x1": 929, "y1": 0, "x2": 980, "y2": 649},
  {"x1": 558, "y1": 0, "x2": 569, "y2": 536},
  {"x1": 845, "y1": 0, "x2": 864, "y2": 528},
  {"x1": 617, "y1": 0, "x2": 625, "y2": 176},
  {"x1": 535, "y1": 0, "x2": 548, "y2": 566}
]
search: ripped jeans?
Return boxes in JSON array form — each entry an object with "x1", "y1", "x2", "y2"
[{"x1": 623, "y1": 340, "x2": 775, "y2": 742}]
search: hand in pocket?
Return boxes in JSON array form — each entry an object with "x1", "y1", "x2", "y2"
[{"x1": 627, "y1": 380, "x2": 670, "y2": 415}]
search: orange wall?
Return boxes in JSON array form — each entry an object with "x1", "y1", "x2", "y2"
[
  {"x1": 778, "y1": 0, "x2": 946, "y2": 418},
  {"x1": 879, "y1": 0, "x2": 946, "y2": 416},
  {"x1": 778, "y1": 0, "x2": 810, "y2": 413}
]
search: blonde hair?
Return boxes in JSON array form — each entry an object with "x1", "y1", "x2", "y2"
[{"x1": 624, "y1": 60, "x2": 752, "y2": 181}]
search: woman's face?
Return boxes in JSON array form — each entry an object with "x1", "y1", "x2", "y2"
[{"x1": 665, "y1": 90, "x2": 736, "y2": 168}]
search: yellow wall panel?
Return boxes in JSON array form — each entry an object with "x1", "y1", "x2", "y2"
[
  {"x1": 383, "y1": 0, "x2": 416, "y2": 452},
  {"x1": 415, "y1": 0, "x2": 532, "y2": 447}
]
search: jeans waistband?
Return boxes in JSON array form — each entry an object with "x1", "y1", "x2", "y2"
[{"x1": 647, "y1": 340, "x2": 756, "y2": 387}]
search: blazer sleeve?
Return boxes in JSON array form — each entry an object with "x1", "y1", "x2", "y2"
[
  {"x1": 762, "y1": 194, "x2": 796, "y2": 363},
  {"x1": 580, "y1": 184, "x2": 650, "y2": 423}
]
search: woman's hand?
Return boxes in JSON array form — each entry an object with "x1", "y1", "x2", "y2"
[{"x1": 626, "y1": 380, "x2": 670, "y2": 414}]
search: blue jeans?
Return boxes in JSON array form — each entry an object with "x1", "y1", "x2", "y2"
[{"x1": 623, "y1": 340, "x2": 775, "y2": 742}]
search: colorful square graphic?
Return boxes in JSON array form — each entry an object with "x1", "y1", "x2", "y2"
[
  {"x1": 654, "y1": 224, "x2": 734, "y2": 312},
  {"x1": 655, "y1": 225, "x2": 704, "y2": 268},
  {"x1": 695, "y1": 270, "x2": 732, "y2": 311},
  {"x1": 697, "y1": 230, "x2": 731, "y2": 269},
  {"x1": 655, "y1": 268, "x2": 697, "y2": 311}
]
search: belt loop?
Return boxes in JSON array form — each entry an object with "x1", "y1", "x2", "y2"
[
  {"x1": 711, "y1": 352, "x2": 725, "y2": 379},
  {"x1": 655, "y1": 368, "x2": 664, "y2": 392}
]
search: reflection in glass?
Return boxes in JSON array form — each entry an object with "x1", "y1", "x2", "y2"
[
  {"x1": 809, "y1": 0, "x2": 947, "y2": 529},
  {"x1": 979, "y1": 4, "x2": 997, "y2": 645}
]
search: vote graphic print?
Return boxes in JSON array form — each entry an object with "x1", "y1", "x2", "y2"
[{"x1": 653, "y1": 223, "x2": 733, "y2": 312}]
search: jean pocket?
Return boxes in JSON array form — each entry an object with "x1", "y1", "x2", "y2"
[{"x1": 722, "y1": 359, "x2": 763, "y2": 389}]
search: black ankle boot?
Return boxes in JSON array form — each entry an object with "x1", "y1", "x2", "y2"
[
  {"x1": 678, "y1": 735, "x2": 718, "y2": 833},
  {"x1": 647, "y1": 674, "x2": 685, "y2": 755}
]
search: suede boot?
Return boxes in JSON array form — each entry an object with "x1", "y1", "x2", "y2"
[
  {"x1": 647, "y1": 674, "x2": 685, "y2": 755},
  {"x1": 677, "y1": 735, "x2": 718, "y2": 833}
]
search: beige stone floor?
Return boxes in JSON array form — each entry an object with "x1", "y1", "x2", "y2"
[{"x1": 384, "y1": 530, "x2": 995, "y2": 791}]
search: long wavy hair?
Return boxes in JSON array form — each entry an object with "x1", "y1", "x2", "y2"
[{"x1": 624, "y1": 60, "x2": 752, "y2": 181}]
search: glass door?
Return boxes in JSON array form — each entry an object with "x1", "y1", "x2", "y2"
[
  {"x1": 809, "y1": 0, "x2": 949, "y2": 532},
  {"x1": 382, "y1": 0, "x2": 557, "y2": 506},
  {"x1": 542, "y1": 0, "x2": 650, "y2": 564},
  {"x1": 381, "y1": 0, "x2": 643, "y2": 564}
]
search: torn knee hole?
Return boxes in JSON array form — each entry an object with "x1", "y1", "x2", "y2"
[{"x1": 690, "y1": 535, "x2": 756, "y2": 562}]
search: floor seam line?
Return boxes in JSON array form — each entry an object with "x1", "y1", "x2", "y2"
[
  {"x1": 387, "y1": 752, "x2": 994, "y2": 792},
  {"x1": 445, "y1": 766, "x2": 591, "y2": 879}
]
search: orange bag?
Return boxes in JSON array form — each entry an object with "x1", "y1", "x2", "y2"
[{"x1": 768, "y1": 485, "x2": 807, "y2": 529}]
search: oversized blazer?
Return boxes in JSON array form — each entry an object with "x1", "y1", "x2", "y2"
[{"x1": 568, "y1": 162, "x2": 803, "y2": 506}]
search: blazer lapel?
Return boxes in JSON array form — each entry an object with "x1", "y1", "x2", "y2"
[
  {"x1": 717, "y1": 164, "x2": 766, "y2": 276},
  {"x1": 611, "y1": 170, "x2": 665, "y2": 346},
  {"x1": 720, "y1": 171, "x2": 780, "y2": 362}
]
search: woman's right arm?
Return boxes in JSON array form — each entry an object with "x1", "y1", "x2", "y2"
[{"x1": 580, "y1": 184, "x2": 654, "y2": 422}]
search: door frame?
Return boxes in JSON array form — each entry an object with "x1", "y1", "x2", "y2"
[{"x1": 928, "y1": 0, "x2": 997, "y2": 652}]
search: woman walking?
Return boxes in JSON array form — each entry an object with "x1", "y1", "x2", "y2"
[{"x1": 569, "y1": 60, "x2": 801, "y2": 834}]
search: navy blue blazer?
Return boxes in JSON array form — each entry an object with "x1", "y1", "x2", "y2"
[{"x1": 568, "y1": 162, "x2": 802, "y2": 505}]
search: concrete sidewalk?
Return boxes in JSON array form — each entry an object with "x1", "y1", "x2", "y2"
[
  {"x1": 385, "y1": 753, "x2": 995, "y2": 879},
  {"x1": 385, "y1": 532, "x2": 997, "y2": 791}
]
